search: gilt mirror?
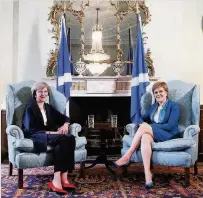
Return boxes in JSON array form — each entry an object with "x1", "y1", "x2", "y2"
[{"x1": 47, "y1": 0, "x2": 154, "y2": 77}]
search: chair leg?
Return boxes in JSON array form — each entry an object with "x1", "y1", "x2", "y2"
[
  {"x1": 194, "y1": 161, "x2": 198, "y2": 175},
  {"x1": 150, "y1": 162, "x2": 153, "y2": 170},
  {"x1": 79, "y1": 161, "x2": 85, "y2": 178},
  {"x1": 184, "y1": 167, "x2": 190, "y2": 187},
  {"x1": 118, "y1": 166, "x2": 128, "y2": 181},
  {"x1": 8, "y1": 162, "x2": 13, "y2": 176},
  {"x1": 18, "y1": 169, "x2": 23, "y2": 189}
]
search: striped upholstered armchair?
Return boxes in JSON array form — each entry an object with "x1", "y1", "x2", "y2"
[{"x1": 6, "y1": 80, "x2": 87, "y2": 188}]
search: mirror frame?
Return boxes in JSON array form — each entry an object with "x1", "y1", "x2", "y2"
[{"x1": 46, "y1": 0, "x2": 155, "y2": 77}]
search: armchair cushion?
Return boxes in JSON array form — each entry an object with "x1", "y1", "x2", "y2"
[
  {"x1": 123, "y1": 135, "x2": 195, "y2": 152},
  {"x1": 152, "y1": 138, "x2": 196, "y2": 151},
  {"x1": 14, "y1": 136, "x2": 87, "y2": 153},
  {"x1": 15, "y1": 139, "x2": 34, "y2": 152}
]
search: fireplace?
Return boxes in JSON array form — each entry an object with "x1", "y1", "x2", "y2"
[
  {"x1": 69, "y1": 96, "x2": 131, "y2": 155},
  {"x1": 70, "y1": 97, "x2": 131, "y2": 127}
]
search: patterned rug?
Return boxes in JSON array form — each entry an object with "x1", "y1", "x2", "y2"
[{"x1": 1, "y1": 163, "x2": 203, "y2": 198}]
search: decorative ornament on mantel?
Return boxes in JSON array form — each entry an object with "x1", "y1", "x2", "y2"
[
  {"x1": 112, "y1": 60, "x2": 125, "y2": 76},
  {"x1": 74, "y1": 58, "x2": 86, "y2": 77}
]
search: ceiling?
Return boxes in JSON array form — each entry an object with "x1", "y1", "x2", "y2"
[{"x1": 53, "y1": 1, "x2": 147, "y2": 44}]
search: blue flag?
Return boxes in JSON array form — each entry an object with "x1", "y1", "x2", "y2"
[
  {"x1": 57, "y1": 16, "x2": 72, "y2": 117},
  {"x1": 131, "y1": 15, "x2": 150, "y2": 124}
]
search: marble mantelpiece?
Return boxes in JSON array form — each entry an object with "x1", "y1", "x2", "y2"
[{"x1": 44, "y1": 76, "x2": 159, "y2": 97}]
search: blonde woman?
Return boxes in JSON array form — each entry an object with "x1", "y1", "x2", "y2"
[{"x1": 22, "y1": 82, "x2": 75, "y2": 194}]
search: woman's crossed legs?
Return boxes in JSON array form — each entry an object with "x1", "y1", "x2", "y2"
[{"x1": 115, "y1": 123, "x2": 154, "y2": 184}]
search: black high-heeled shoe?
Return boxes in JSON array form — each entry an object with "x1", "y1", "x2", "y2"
[
  {"x1": 145, "y1": 174, "x2": 154, "y2": 189},
  {"x1": 113, "y1": 161, "x2": 131, "y2": 168},
  {"x1": 145, "y1": 181, "x2": 153, "y2": 189}
]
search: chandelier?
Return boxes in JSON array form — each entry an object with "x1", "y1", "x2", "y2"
[{"x1": 83, "y1": 7, "x2": 111, "y2": 75}]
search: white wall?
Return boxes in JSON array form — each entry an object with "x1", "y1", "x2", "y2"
[
  {"x1": 145, "y1": 0, "x2": 203, "y2": 101},
  {"x1": 17, "y1": 0, "x2": 54, "y2": 81},
  {"x1": 0, "y1": 0, "x2": 203, "y2": 103},
  {"x1": 0, "y1": 1, "x2": 14, "y2": 105}
]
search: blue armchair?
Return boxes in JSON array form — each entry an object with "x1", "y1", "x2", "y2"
[
  {"x1": 6, "y1": 80, "x2": 87, "y2": 188},
  {"x1": 122, "y1": 80, "x2": 200, "y2": 186}
]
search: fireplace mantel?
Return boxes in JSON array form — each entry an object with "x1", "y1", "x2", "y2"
[{"x1": 44, "y1": 76, "x2": 159, "y2": 97}]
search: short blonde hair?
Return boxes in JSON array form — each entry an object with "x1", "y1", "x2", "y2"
[
  {"x1": 31, "y1": 82, "x2": 50, "y2": 99},
  {"x1": 152, "y1": 81, "x2": 168, "y2": 94}
]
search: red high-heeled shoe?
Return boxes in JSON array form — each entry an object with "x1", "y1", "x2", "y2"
[
  {"x1": 61, "y1": 181, "x2": 76, "y2": 189},
  {"x1": 48, "y1": 182, "x2": 68, "y2": 194}
]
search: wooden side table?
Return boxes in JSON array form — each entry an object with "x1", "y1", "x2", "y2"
[
  {"x1": 82, "y1": 122, "x2": 123, "y2": 180},
  {"x1": 199, "y1": 105, "x2": 203, "y2": 161},
  {"x1": 84, "y1": 122, "x2": 123, "y2": 156},
  {"x1": 1, "y1": 109, "x2": 8, "y2": 161}
]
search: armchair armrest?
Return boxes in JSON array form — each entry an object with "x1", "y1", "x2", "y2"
[
  {"x1": 125, "y1": 123, "x2": 139, "y2": 137},
  {"x1": 69, "y1": 123, "x2": 82, "y2": 137},
  {"x1": 6, "y1": 125, "x2": 24, "y2": 139},
  {"x1": 183, "y1": 125, "x2": 200, "y2": 139},
  {"x1": 183, "y1": 125, "x2": 200, "y2": 164}
]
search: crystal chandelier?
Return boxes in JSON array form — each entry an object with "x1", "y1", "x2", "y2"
[{"x1": 83, "y1": 7, "x2": 111, "y2": 75}]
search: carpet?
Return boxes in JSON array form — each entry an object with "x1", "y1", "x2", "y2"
[{"x1": 1, "y1": 163, "x2": 203, "y2": 198}]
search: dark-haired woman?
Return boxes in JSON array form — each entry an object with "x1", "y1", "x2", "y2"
[{"x1": 22, "y1": 82, "x2": 76, "y2": 194}]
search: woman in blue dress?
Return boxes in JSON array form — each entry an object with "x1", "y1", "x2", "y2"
[{"x1": 114, "y1": 81, "x2": 180, "y2": 188}]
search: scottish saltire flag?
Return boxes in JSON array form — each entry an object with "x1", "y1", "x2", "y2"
[
  {"x1": 131, "y1": 15, "x2": 150, "y2": 124},
  {"x1": 57, "y1": 15, "x2": 72, "y2": 117}
]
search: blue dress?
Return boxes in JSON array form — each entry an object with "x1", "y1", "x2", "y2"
[{"x1": 142, "y1": 100, "x2": 180, "y2": 142}]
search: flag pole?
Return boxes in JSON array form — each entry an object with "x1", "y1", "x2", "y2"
[
  {"x1": 128, "y1": 23, "x2": 133, "y2": 75},
  {"x1": 67, "y1": 17, "x2": 74, "y2": 75},
  {"x1": 67, "y1": 17, "x2": 71, "y2": 53}
]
